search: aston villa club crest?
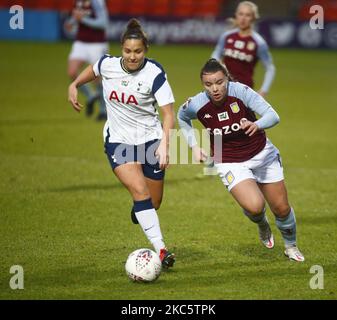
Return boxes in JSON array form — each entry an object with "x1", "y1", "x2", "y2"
[
  {"x1": 247, "y1": 41, "x2": 256, "y2": 51},
  {"x1": 225, "y1": 171, "x2": 235, "y2": 184},
  {"x1": 230, "y1": 102, "x2": 240, "y2": 113}
]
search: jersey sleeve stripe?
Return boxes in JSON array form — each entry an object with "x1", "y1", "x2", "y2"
[
  {"x1": 152, "y1": 72, "x2": 166, "y2": 95},
  {"x1": 104, "y1": 127, "x2": 110, "y2": 144},
  {"x1": 146, "y1": 58, "x2": 165, "y2": 72},
  {"x1": 97, "y1": 54, "x2": 109, "y2": 75}
]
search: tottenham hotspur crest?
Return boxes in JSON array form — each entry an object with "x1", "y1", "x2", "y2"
[{"x1": 136, "y1": 81, "x2": 150, "y2": 94}]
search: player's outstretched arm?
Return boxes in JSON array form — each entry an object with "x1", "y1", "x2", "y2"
[{"x1": 68, "y1": 65, "x2": 97, "y2": 112}]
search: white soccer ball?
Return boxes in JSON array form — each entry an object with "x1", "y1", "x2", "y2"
[{"x1": 125, "y1": 248, "x2": 162, "y2": 282}]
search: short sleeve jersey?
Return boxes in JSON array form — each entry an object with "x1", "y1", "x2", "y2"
[{"x1": 93, "y1": 55, "x2": 175, "y2": 145}]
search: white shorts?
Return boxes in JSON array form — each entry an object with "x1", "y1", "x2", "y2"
[
  {"x1": 215, "y1": 139, "x2": 284, "y2": 192},
  {"x1": 68, "y1": 41, "x2": 109, "y2": 65}
]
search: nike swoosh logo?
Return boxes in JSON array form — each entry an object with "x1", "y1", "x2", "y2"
[
  {"x1": 154, "y1": 169, "x2": 162, "y2": 173},
  {"x1": 144, "y1": 225, "x2": 154, "y2": 232}
]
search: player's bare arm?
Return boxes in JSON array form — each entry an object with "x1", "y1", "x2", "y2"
[
  {"x1": 68, "y1": 65, "x2": 97, "y2": 112},
  {"x1": 156, "y1": 103, "x2": 175, "y2": 170}
]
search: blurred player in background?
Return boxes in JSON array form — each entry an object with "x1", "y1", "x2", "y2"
[
  {"x1": 178, "y1": 59, "x2": 304, "y2": 262},
  {"x1": 212, "y1": 1, "x2": 275, "y2": 97},
  {"x1": 65, "y1": 0, "x2": 109, "y2": 121},
  {"x1": 68, "y1": 19, "x2": 176, "y2": 268}
]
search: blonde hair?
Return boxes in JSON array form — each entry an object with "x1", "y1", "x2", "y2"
[
  {"x1": 227, "y1": 1, "x2": 260, "y2": 27},
  {"x1": 237, "y1": 1, "x2": 260, "y2": 20}
]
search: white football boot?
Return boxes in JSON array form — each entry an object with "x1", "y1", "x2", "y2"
[
  {"x1": 284, "y1": 245, "x2": 305, "y2": 262},
  {"x1": 258, "y1": 222, "x2": 274, "y2": 249}
]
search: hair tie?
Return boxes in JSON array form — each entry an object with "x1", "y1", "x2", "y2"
[{"x1": 127, "y1": 34, "x2": 141, "y2": 39}]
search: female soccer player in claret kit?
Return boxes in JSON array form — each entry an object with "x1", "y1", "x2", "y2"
[
  {"x1": 178, "y1": 59, "x2": 304, "y2": 262},
  {"x1": 66, "y1": 0, "x2": 109, "y2": 120},
  {"x1": 203, "y1": 1, "x2": 275, "y2": 175},
  {"x1": 212, "y1": 1, "x2": 275, "y2": 98},
  {"x1": 68, "y1": 19, "x2": 176, "y2": 268}
]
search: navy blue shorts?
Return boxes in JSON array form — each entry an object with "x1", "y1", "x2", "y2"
[{"x1": 104, "y1": 139, "x2": 165, "y2": 181}]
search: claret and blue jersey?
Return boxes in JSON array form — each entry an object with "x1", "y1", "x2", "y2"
[
  {"x1": 178, "y1": 82, "x2": 280, "y2": 163},
  {"x1": 212, "y1": 29, "x2": 275, "y2": 93},
  {"x1": 74, "y1": 0, "x2": 108, "y2": 43}
]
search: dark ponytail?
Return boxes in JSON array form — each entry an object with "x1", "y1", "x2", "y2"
[
  {"x1": 121, "y1": 18, "x2": 149, "y2": 49},
  {"x1": 200, "y1": 58, "x2": 233, "y2": 81}
]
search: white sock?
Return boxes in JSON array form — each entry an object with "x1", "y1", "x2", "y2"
[
  {"x1": 275, "y1": 207, "x2": 297, "y2": 248},
  {"x1": 134, "y1": 199, "x2": 166, "y2": 254}
]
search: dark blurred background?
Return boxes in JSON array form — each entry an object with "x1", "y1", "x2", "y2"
[{"x1": 1, "y1": 0, "x2": 337, "y2": 48}]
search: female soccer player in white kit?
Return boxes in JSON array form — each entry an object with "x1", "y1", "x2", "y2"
[
  {"x1": 178, "y1": 59, "x2": 304, "y2": 262},
  {"x1": 68, "y1": 19, "x2": 176, "y2": 268}
]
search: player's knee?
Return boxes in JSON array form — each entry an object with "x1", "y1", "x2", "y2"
[
  {"x1": 246, "y1": 199, "x2": 265, "y2": 216},
  {"x1": 272, "y1": 203, "x2": 291, "y2": 218},
  {"x1": 129, "y1": 184, "x2": 150, "y2": 200}
]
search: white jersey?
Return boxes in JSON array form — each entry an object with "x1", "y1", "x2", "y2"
[{"x1": 93, "y1": 55, "x2": 175, "y2": 145}]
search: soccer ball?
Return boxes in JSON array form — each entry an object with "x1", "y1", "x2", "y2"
[{"x1": 125, "y1": 248, "x2": 162, "y2": 282}]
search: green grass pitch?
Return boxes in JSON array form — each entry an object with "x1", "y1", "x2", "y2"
[{"x1": 0, "y1": 41, "x2": 336, "y2": 299}]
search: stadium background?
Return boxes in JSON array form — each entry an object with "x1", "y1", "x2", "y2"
[{"x1": 0, "y1": 0, "x2": 336, "y2": 299}]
